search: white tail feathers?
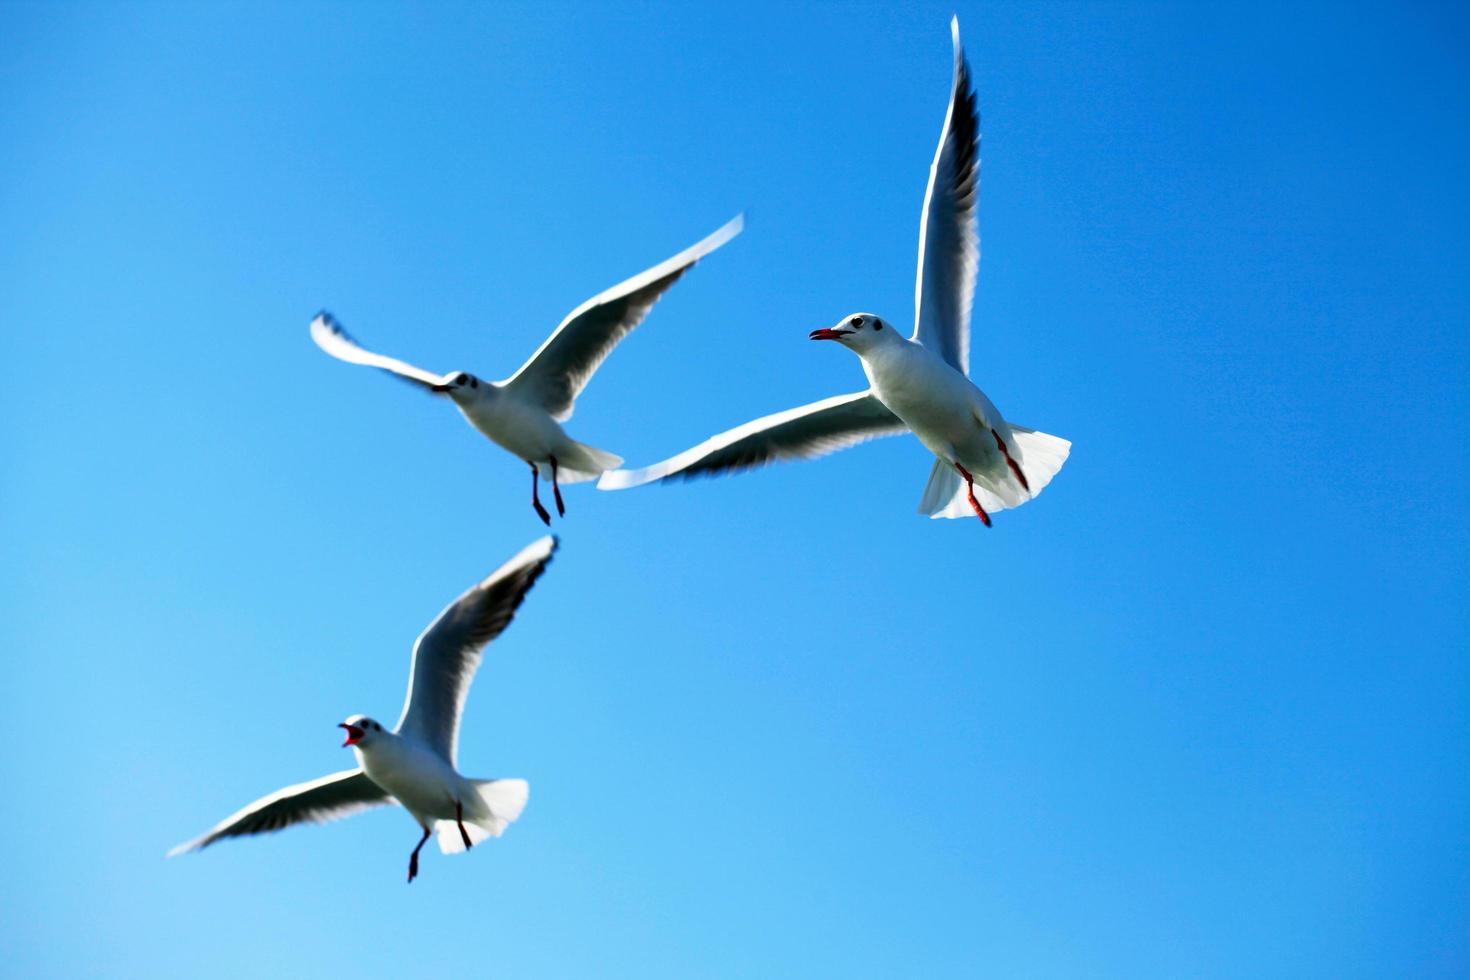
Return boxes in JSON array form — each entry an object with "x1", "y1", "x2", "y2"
[
  {"x1": 1010, "y1": 426, "x2": 1071, "y2": 496},
  {"x1": 435, "y1": 778, "x2": 530, "y2": 855},
  {"x1": 538, "y1": 442, "x2": 623, "y2": 484},
  {"x1": 918, "y1": 458, "x2": 963, "y2": 515},
  {"x1": 920, "y1": 426, "x2": 1071, "y2": 519}
]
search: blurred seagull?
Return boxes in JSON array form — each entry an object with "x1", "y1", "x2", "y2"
[
  {"x1": 598, "y1": 21, "x2": 1068, "y2": 526},
  {"x1": 168, "y1": 536, "x2": 557, "y2": 883},
  {"x1": 312, "y1": 215, "x2": 743, "y2": 525}
]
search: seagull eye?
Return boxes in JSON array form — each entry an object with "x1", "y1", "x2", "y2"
[
  {"x1": 874, "y1": 320, "x2": 883, "y2": 331},
  {"x1": 850, "y1": 317, "x2": 863, "y2": 328},
  {"x1": 470, "y1": 377, "x2": 478, "y2": 388}
]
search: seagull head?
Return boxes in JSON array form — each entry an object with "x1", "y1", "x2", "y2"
[
  {"x1": 339, "y1": 715, "x2": 384, "y2": 748},
  {"x1": 810, "y1": 313, "x2": 895, "y2": 353},
  {"x1": 430, "y1": 372, "x2": 486, "y2": 401}
]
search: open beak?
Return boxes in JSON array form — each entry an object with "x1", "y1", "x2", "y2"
[
  {"x1": 809, "y1": 327, "x2": 848, "y2": 341},
  {"x1": 339, "y1": 722, "x2": 365, "y2": 746}
]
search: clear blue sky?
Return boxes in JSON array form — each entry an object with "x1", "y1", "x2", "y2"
[{"x1": 3, "y1": 2, "x2": 1467, "y2": 976}]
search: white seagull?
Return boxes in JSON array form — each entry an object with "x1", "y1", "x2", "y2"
[
  {"x1": 168, "y1": 536, "x2": 557, "y2": 883},
  {"x1": 598, "y1": 21, "x2": 1068, "y2": 526},
  {"x1": 311, "y1": 215, "x2": 743, "y2": 525}
]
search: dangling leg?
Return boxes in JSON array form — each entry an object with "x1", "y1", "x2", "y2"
[
  {"x1": 528, "y1": 461, "x2": 551, "y2": 526},
  {"x1": 991, "y1": 428, "x2": 1030, "y2": 493},
  {"x1": 549, "y1": 455, "x2": 566, "y2": 517},
  {"x1": 954, "y1": 463, "x2": 992, "y2": 527},
  {"x1": 407, "y1": 823, "x2": 431, "y2": 883},
  {"x1": 456, "y1": 800, "x2": 474, "y2": 850}
]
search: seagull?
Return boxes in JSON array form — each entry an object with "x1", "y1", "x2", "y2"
[
  {"x1": 168, "y1": 536, "x2": 557, "y2": 883},
  {"x1": 598, "y1": 21, "x2": 1068, "y2": 526},
  {"x1": 311, "y1": 215, "x2": 743, "y2": 525}
]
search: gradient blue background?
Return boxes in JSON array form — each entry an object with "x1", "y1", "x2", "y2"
[{"x1": 3, "y1": 2, "x2": 1467, "y2": 976}]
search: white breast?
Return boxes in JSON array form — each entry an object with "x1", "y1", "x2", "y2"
[
  {"x1": 356, "y1": 736, "x2": 462, "y2": 822},
  {"x1": 861, "y1": 341, "x2": 981, "y2": 458}
]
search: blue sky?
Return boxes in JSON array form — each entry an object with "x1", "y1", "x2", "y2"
[{"x1": 3, "y1": 1, "x2": 1467, "y2": 976}]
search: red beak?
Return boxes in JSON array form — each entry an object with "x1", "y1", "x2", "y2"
[
  {"x1": 809, "y1": 328, "x2": 845, "y2": 341},
  {"x1": 339, "y1": 722, "x2": 365, "y2": 746}
]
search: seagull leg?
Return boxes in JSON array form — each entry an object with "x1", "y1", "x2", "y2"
[
  {"x1": 529, "y1": 461, "x2": 552, "y2": 526},
  {"x1": 408, "y1": 824, "x2": 431, "y2": 883},
  {"x1": 456, "y1": 800, "x2": 474, "y2": 850},
  {"x1": 991, "y1": 428, "x2": 1030, "y2": 493},
  {"x1": 954, "y1": 463, "x2": 992, "y2": 527},
  {"x1": 549, "y1": 455, "x2": 566, "y2": 517}
]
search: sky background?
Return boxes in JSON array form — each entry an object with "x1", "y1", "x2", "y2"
[{"x1": 3, "y1": 1, "x2": 1468, "y2": 977}]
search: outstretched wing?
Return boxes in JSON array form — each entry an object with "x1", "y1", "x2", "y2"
[
  {"x1": 167, "y1": 769, "x2": 389, "y2": 856},
  {"x1": 503, "y1": 216, "x2": 743, "y2": 421},
  {"x1": 911, "y1": 17, "x2": 980, "y2": 375},
  {"x1": 395, "y1": 536, "x2": 558, "y2": 766},
  {"x1": 310, "y1": 311, "x2": 449, "y2": 391},
  {"x1": 597, "y1": 391, "x2": 906, "y2": 490}
]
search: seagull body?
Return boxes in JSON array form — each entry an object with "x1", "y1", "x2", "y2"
[
  {"x1": 312, "y1": 215, "x2": 743, "y2": 524},
  {"x1": 168, "y1": 537, "x2": 557, "y2": 882},
  {"x1": 598, "y1": 21, "x2": 1068, "y2": 525},
  {"x1": 453, "y1": 383, "x2": 616, "y2": 488},
  {"x1": 861, "y1": 325, "x2": 1012, "y2": 482}
]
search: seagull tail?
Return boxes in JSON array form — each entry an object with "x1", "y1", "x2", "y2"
[
  {"x1": 436, "y1": 778, "x2": 529, "y2": 855},
  {"x1": 918, "y1": 457, "x2": 963, "y2": 516},
  {"x1": 920, "y1": 427, "x2": 1071, "y2": 520},
  {"x1": 541, "y1": 441, "x2": 623, "y2": 485}
]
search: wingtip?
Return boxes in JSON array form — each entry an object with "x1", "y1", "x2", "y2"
[
  {"x1": 165, "y1": 839, "x2": 196, "y2": 859},
  {"x1": 522, "y1": 534, "x2": 559, "y2": 565},
  {"x1": 309, "y1": 311, "x2": 345, "y2": 348},
  {"x1": 701, "y1": 213, "x2": 745, "y2": 254}
]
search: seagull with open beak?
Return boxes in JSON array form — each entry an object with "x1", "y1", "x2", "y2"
[{"x1": 169, "y1": 537, "x2": 557, "y2": 883}]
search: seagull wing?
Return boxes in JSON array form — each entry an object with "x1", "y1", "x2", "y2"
[
  {"x1": 166, "y1": 769, "x2": 390, "y2": 856},
  {"x1": 911, "y1": 18, "x2": 979, "y2": 375},
  {"x1": 394, "y1": 536, "x2": 558, "y2": 767},
  {"x1": 503, "y1": 216, "x2": 744, "y2": 421},
  {"x1": 310, "y1": 311, "x2": 449, "y2": 391},
  {"x1": 597, "y1": 390, "x2": 906, "y2": 490}
]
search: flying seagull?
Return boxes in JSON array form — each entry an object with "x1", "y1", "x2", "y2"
[
  {"x1": 598, "y1": 21, "x2": 1068, "y2": 526},
  {"x1": 312, "y1": 215, "x2": 743, "y2": 525},
  {"x1": 168, "y1": 536, "x2": 557, "y2": 883}
]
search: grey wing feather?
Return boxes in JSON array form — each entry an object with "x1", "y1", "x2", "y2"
[
  {"x1": 504, "y1": 216, "x2": 743, "y2": 421},
  {"x1": 310, "y1": 311, "x2": 448, "y2": 391},
  {"x1": 597, "y1": 391, "x2": 906, "y2": 490},
  {"x1": 911, "y1": 18, "x2": 980, "y2": 375},
  {"x1": 394, "y1": 536, "x2": 558, "y2": 766},
  {"x1": 167, "y1": 769, "x2": 389, "y2": 857}
]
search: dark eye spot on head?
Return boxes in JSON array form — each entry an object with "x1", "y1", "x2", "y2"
[
  {"x1": 470, "y1": 377, "x2": 478, "y2": 388},
  {"x1": 850, "y1": 316, "x2": 863, "y2": 328},
  {"x1": 874, "y1": 320, "x2": 883, "y2": 331}
]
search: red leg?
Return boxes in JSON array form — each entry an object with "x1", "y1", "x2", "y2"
[
  {"x1": 954, "y1": 463, "x2": 992, "y2": 527},
  {"x1": 529, "y1": 461, "x2": 551, "y2": 526},
  {"x1": 549, "y1": 455, "x2": 566, "y2": 517},
  {"x1": 408, "y1": 824, "x2": 431, "y2": 883},
  {"x1": 991, "y1": 428, "x2": 1030, "y2": 493},
  {"x1": 456, "y1": 800, "x2": 473, "y2": 850}
]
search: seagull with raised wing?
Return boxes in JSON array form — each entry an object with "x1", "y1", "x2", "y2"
[
  {"x1": 312, "y1": 215, "x2": 743, "y2": 524},
  {"x1": 599, "y1": 21, "x2": 1068, "y2": 526},
  {"x1": 168, "y1": 536, "x2": 557, "y2": 883}
]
